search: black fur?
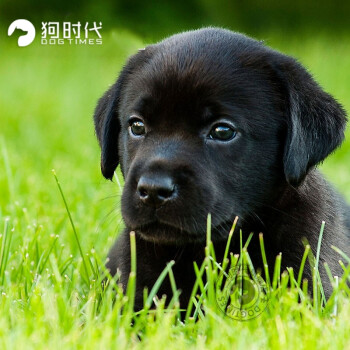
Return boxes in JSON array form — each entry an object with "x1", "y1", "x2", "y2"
[{"x1": 94, "y1": 28, "x2": 350, "y2": 309}]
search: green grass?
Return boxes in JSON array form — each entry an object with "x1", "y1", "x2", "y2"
[{"x1": 1, "y1": 29, "x2": 350, "y2": 349}]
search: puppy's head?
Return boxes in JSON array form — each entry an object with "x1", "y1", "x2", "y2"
[{"x1": 94, "y1": 28, "x2": 347, "y2": 243}]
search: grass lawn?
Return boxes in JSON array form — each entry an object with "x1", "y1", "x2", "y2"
[{"x1": 1, "y1": 29, "x2": 350, "y2": 349}]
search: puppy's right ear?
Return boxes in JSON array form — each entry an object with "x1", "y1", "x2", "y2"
[
  {"x1": 94, "y1": 49, "x2": 151, "y2": 180},
  {"x1": 94, "y1": 82, "x2": 121, "y2": 180}
]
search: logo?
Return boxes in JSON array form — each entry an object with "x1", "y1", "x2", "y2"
[
  {"x1": 41, "y1": 22, "x2": 102, "y2": 45},
  {"x1": 215, "y1": 263, "x2": 269, "y2": 321},
  {"x1": 8, "y1": 19, "x2": 36, "y2": 47},
  {"x1": 7, "y1": 20, "x2": 102, "y2": 47}
]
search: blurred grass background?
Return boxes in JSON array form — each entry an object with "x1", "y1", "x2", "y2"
[
  {"x1": 0, "y1": 0, "x2": 349, "y2": 288},
  {"x1": 0, "y1": 0, "x2": 349, "y2": 271},
  {"x1": 0, "y1": 2, "x2": 350, "y2": 348}
]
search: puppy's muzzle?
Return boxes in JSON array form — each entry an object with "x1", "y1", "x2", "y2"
[{"x1": 137, "y1": 174, "x2": 176, "y2": 208}]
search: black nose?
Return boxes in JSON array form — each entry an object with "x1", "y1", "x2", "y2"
[{"x1": 137, "y1": 175, "x2": 176, "y2": 208}]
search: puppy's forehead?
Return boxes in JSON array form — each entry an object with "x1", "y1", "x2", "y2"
[
  {"x1": 144, "y1": 31, "x2": 262, "y2": 88},
  {"x1": 121, "y1": 29, "x2": 284, "y2": 126},
  {"x1": 146, "y1": 28, "x2": 271, "y2": 79}
]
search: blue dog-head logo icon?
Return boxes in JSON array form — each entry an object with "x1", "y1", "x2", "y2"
[{"x1": 8, "y1": 19, "x2": 36, "y2": 47}]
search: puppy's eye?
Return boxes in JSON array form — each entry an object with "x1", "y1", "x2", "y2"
[
  {"x1": 209, "y1": 124, "x2": 237, "y2": 141},
  {"x1": 129, "y1": 119, "x2": 146, "y2": 136}
]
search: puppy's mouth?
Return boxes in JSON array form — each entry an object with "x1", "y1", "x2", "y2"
[
  {"x1": 131, "y1": 215, "x2": 234, "y2": 244},
  {"x1": 132, "y1": 220, "x2": 202, "y2": 244}
]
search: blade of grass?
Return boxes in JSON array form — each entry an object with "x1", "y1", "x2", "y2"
[
  {"x1": 313, "y1": 221, "x2": 325, "y2": 313},
  {"x1": 144, "y1": 260, "x2": 175, "y2": 309},
  {"x1": 331, "y1": 245, "x2": 350, "y2": 264},
  {"x1": 332, "y1": 275, "x2": 339, "y2": 324},
  {"x1": 222, "y1": 217, "x2": 238, "y2": 272},
  {"x1": 243, "y1": 232, "x2": 254, "y2": 250},
  {"x1": 205, "y1": 213, "x2": 216, "y2": 309},
  {"x1": 52, "y1": 169, "x2": 89, "y2": 285},
  {"x1": 125, "y1": 231, "x2": 137, "y2": 317},
  {"x1": 166, "y1": 265, "x2": 181, "y2": 315},
  {"x1": 272, "y1": 253, "x2": 282, "y2": 290},
  {"x1": 0, "y1": 218, "x2": 11, "y2": 286},
  {"x1": 37, "y1": 235, "x2": 59, "y2": 275},
  {"x1": 185, "y1": 260, "x2": 207, "y2": 321},
  {"x1": 1, "y1": 138, "x2": 15, "y2": 203},
  {"x1": 259, "y1": 233, "x2": 271, "y2": 289},
  {"x1": 297, "y1": 245, "x2": 310, "y2": 287}
]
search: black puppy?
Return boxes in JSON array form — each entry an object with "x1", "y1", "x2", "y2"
[{"x1": 94, "y1": 28, "x2": 350, "y2": 308}]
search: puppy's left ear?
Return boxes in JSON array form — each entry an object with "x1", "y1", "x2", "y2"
[{"x1": 275, "y1": 57, "x2": 347, "y2": 186}]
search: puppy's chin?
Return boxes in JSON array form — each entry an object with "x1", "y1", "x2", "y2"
[{"x1": 134, "y1": 222, "x2": 203, "y2": 245}]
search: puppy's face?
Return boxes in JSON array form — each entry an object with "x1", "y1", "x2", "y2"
[
  {"x1": 118, "y1": 49, "x2": 286, "y2": 243},
  {"x1": 94, "y1": 29, "x2": 346, "y2": 244}
]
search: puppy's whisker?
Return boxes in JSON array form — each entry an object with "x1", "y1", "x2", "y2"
[{"x1": 100, "y1": 194, "x2": 123, "y2": 201}]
